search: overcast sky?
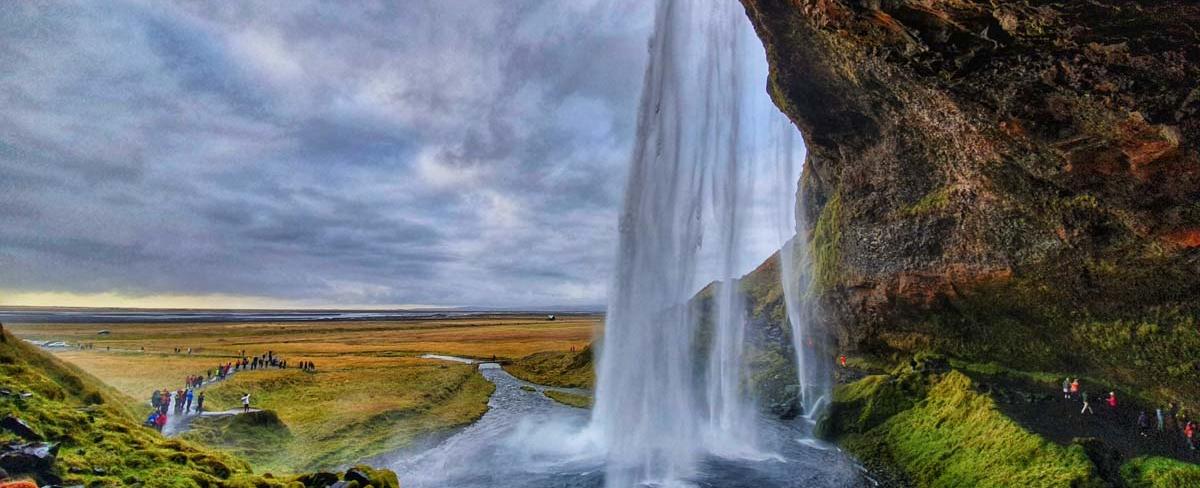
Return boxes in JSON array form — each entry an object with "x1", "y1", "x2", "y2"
[{"x1": 0, "y1": 1, "x2": 791, "y2": 310}]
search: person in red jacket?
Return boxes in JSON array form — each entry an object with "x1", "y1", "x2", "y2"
[
  {"x1": 1106, "y1": 391, "x2": 1118, "y2": 409},
  {"x1": 155, "y1": 411, "x2": 168, "y2": 432},
  {"x1": 1186, "y1": 421, "x2": 1196, "y2": 451}
]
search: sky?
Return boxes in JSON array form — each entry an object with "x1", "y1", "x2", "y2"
[{"x1": 0, "y1": 1, "x2": 794, "y2": 310}]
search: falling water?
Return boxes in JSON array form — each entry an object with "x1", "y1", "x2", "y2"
[{"x1": 591, "y1": 0, "x2": 829, "y2": 486}]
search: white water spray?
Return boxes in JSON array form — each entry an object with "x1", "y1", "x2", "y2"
[{"x1": 591, "y1": 0, "x2": 829, "y2": 486}]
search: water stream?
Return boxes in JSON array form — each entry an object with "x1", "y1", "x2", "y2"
[{"x1": 389, "y1": 363, "x2": 864, "y2": 487}]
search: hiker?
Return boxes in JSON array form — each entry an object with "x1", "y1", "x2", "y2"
[
  {"x1": 1107, "y1": 391, "x2": 1118, "y2": 409},
  {"x1": 840, "y1": 355, "x2": 847, "y2": 367},
  {"x1": 146, "y1": 411, "x2": 159, "y2": 427},
  {"x1": 241, "y1": 392, "x2": 251, "y2": 413},
  {"x1": 1062, "y1": 377, "x2": 1071, "y2": 399},
  {"x1": 1186, "y1": 421, "x2": 1196, "y2": 450},
  {"x1": 1138, "y1": 411, "x2": 1150, "y2": 437},
  {"x1": 184, "y1": 389, "x2": 194, "y2": 414},
  {"x1": 155, "y1": 411, "x2": 167, "y2": 432},
  {"x1": 1070, "y1": 378, "x2": 1079, "y2": 398},
  {"x1": 151, "y1": 390, "x2": 162, "y2": 410},
  {"x1": 1157, "y1": 407, "x2": 1165, "y2": 433},
  {"x1": 1080, "y1": 391, "x2": 1094, "y2": 414},
  {"x1": 196, "y1": 391, "x2": 205, "y2": 414}
]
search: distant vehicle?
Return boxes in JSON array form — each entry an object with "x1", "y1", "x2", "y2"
[
  {"x1": 546, "y1": 315, "x2": 556, "y2": 321},
  {"x1": 45, "y1": 341, "x2": 68, "y2": 348},
  {"x1": 97, "y1": 330, "x2": 111, "y2": 335}
]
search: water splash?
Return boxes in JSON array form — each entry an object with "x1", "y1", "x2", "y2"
[{"x1": 591, "y1": 0, "x2": 826, "y2": 485}]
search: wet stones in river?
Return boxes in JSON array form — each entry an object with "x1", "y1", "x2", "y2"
[{"x1": 0, "y1": 415, "x2": 42, "y2": 441}]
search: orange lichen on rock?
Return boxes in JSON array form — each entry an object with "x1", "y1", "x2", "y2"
[{"x1": 1163, "y1": 228, "x2": 1200, "y2": 248}]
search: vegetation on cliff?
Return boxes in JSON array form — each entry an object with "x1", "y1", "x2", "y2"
[{"x1": 504, "y1": 346, "x2": 594, "y2": 389}]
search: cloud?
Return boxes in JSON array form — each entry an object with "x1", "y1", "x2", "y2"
[{"x1": 0, "y1": 0, "x2": 654, "y2": 307}]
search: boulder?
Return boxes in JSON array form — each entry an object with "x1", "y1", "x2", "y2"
[
  {"x1": 294, "y1": 471, "x2": 338, "y2": 487},
  {"x1": 0, "y1": 416, "x2": 41, "y2": 442},
  {"x1": 0, "y1": 443, "x2": 56, "y2": 474}
]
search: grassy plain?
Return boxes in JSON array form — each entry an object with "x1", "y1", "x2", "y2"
[{"x1": 7, "y1": 314, "x2": 598, "y2": 472}]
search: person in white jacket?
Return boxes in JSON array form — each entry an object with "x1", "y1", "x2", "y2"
[{"x1": 241, "y1": 392, "x2": 251, "y2": 412}]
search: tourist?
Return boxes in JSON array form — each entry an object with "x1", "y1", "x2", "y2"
[
  {"x1": 1062, "y1": 377, "x2": 1071, "y2": 399},
  {"x1": 155, "y1": 411, "x2": 167, "y2": 432},
  {"x1": 1157, "y1": 407, "x2": 1165, "y2": 433},
  {"x1": 146, "y1": 411, "x2": 158, "y2": 427},
  {"x1": 196, "y1": 391, "x2": 205, "y2": 414},
  {"x1": 241, "y1": 392, "x2": 251, "y2": 413},
  {"x1": 1137, "y1": 411, "x2": 1150, "y2": 437},
  {"x1": 1080, "y1": 391, "x2": 1093, "y2": 414},
  {"x1": 1107, "y1": 391, "x2": 1118, "y2": 410},
  {"x1": 184, "y1": 389, "x2": 194, "y2": 414},
  {"x1": 1069, "y1": 378, "x2": 1079, "y2": 399},
  {"x1": 1186, "y1": 421, "x2": 1196, "y2": 450},
  {"x1": 151, "y1": 390, "x2": 161, "y2": 410}
]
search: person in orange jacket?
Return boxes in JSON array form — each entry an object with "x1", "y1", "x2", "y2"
[{"x1": 1106, "y1": 391, "x2": 1118, "y2": 409}]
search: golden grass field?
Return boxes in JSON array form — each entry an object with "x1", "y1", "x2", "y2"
[{"x1": 7, "y1": 314, "x2": 598, "y2": 472}]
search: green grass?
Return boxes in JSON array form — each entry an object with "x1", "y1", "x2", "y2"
[
  {"x1": 196, "y1": 361, "x2": 494, "y2": 472},
  {"x1": 181, "y1": 411, "x2": 293, "y2": 471},
  {"x1": 837, "y1": 371, "x2": 1105, "y2": 487},
  {"x1": 898, "y1": 186, "x2": 952, "y2": 217},
  {"x1": 543, "y1": 390, "x2": 592, "y2": 409},
  {"x1": 504, "y1": 346, "x2": 594, "y2": 388},
  {"x1": 1120, "y1": 456, "x2": 1200, "y2": 487}
]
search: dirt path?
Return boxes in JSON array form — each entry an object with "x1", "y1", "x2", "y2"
[{"x1": 970, "y1": 373, "x2": 1197, "y2": 467}]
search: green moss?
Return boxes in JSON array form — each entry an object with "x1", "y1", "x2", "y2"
[
  {"x1": 809, "y1": 191, "x2": 843, "y2": 295},
  {"x1": 1120, "y1": 456, "x2": 1200, "y2": 488},
  {"x1": 543, "y1": 390, "x2": 592, "y2": 409},
  {"x1": 899, "y1": 186, "x2": 952, "y2": 217},
  {"x1": 836, "y1": 371, "x2": 1105, "y2": 487}
]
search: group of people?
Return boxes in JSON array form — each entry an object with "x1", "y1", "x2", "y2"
[
  {"x1": 1063, "y1": 377, "x2": 1195, "y2": 453},
  {"x1": 145, "y1": 387, "x2": 205, "y2": 432},
  {"x1": 142, "y1": 350, "x2": 301, "y2": 433}
]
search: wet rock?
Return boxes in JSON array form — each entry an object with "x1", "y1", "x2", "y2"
[
  {"x1": 295, "y1": 471, "x2": 338, "y2": 487},
  {"x1": 0, "y1": 442, "x2": 57, "y2": 474},
  {"x1": 1, "y1": 415, "x2": 42, "y2": 441},
  {"x1": 343, "y1": 468, "x2": 370, "y2": 486}
]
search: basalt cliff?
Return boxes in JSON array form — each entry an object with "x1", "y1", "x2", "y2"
[{"x1": 739, "y1": 0, "x2": 1200, "y2": 405}]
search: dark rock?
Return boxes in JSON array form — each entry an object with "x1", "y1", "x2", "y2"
[
  {"x1": 343, "y1": 467, "x2": 371, "y2": 486},
  {"x1": 329, "y1": 482, "x2": 354, "y2": 488},
  {"x1": 1, "y1": 415, "x2": 42, "y2": 441},
  {"x1": 0, "y1": 442, "x2": 57, "y2": 474},
  {"x1": 295, "y1": 471, "x2": 339, "y2": 487}
]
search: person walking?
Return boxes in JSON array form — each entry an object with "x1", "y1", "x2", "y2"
[
  {"x1": 1070, "y1": 378, "x2": 1079, "y2": 399},
  {"x1": 241, "y1": 392, "x2": 251, "y2": 413},
  {"x1": 1107, "y1": 391, "x2": 1118, "y2": 410},
  {"x1": 1157, "y1": 407, "x2": 1165, "y2": 433},
  {"x1": 1080, "y1": 391, "x2": 1093, "y2": 414},
  {"x1": 196, "y1": 391, "x2": 205, "y2": 414},
  {"x1": 155, "y1": 411, "x2": 167, "y2": 432},
  {"x1": 184, "y1": 389, "x2": 194, "y2": 414},
  {"x1": 1186, "y1": 421, "x2": 1196, "y2": 451},
  {"x1": 1138, "y1": 411, "x2": 1150, "y2": 437},
  {"x1": 1062, "y1": 378, "x2": 1071, "y2": 399}
]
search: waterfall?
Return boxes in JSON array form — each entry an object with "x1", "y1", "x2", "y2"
[{"x1": 590, "y1": 0, "x2": 828, "y2": 486}]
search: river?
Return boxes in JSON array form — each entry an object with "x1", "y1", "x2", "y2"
[{"x1": 385, "y1": 362, "x2": 869, "y2": 487}]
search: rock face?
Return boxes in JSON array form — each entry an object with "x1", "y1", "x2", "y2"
[{"x1": 739, "y1": 0, "x2": 1200, "y2": 402}]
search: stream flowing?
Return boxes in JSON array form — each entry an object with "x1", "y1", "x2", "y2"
[{"x1": 388, "y1": 363, "x2": 864, "y2": 487}]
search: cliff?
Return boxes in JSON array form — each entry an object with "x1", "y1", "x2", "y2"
[{"x1": 739, "y1": 0, "x2": 1200, "y2": 405}]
